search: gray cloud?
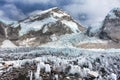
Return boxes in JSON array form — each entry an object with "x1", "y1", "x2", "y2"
[
  {"x1": 3, "y1": 4, "x2": 26, "y2": 20},
  {"x1": 0, "y1": 3, "x2": 26, "y2": 22},
  {"x1": 64, "y1": 0, "x2": 120, "y2": 26},
  {"x1": 5, "y1": 0, "x2": 57, "y2": 5}
]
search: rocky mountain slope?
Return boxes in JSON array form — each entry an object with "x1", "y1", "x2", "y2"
[{"x1": 99, "y1": 8, "x2": 120, "y2": 42}]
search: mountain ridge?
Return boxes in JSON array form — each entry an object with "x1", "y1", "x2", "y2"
[
  {"x1": 0, "y1": 7, "x2": 120, "y2": 48},
  {"x1": 0, "y1": 7, "x2": 85, "y2": 47}
]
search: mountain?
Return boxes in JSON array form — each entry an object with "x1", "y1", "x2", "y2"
[
  {"x1": 99, "y1": 8, "x2": 120, "y2": 42},
  {"x1": 0, "y1": 7, "x2": 85, "y2": 47}
]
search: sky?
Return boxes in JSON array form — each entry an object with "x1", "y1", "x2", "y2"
[{"x1": 0, "y1": 0, "x2": 120, "y2": 27}]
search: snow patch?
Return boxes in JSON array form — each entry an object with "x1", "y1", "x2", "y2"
[
  {"x1": 42, "y1": 25, "x2": 49, "y2": 33},
  {"x1": 45, "y1": 64, "x2": 51, "y2": 73},
  {"x1": 52, "y1": 11, "x2": 69, "y2": 18},
  {"x1": 61, "y1": 20, "x2": 80, "y2": 33},
  {"x1": 110, "y1": 73, "x2": 117, "y2": 80},
  {"x1": 19, "y1": 16, "x2": 57, "y2": 36},
  {"x1": 35, "y1": 63, "x2": 41, "y2": 80},
  {"x1": 0, "y1": 19, "x2": 13, "y2": 25},
  {"x1": 108, "y1": 8, "x2": 120, "y2": 19},
  {"x1": 1, "y1": 40, "x2": 17, "y2": 48},
  {"x1": 41, "y1": 33, "x2": 106, "y2": 48},
  {"x1": 90, "y1": 22, "x2": 103, "y2": 33},
  {"x1": 69, "y1": 65, "x2": 81, "y2": 74}
]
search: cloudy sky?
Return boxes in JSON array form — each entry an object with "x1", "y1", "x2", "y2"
[{"x1": 0, "y1": 0, "x2": 120, "y2": 27}]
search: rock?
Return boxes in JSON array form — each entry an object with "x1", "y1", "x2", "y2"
[
  {"x1": 99, "y1": 8, "x2": 120, "y2": 42},
  {"x1": 7, "y1": 26, "x2": 21, "y2": 40}
]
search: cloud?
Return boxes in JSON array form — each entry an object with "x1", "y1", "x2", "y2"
[
  {"x1": 28, "y1": 10, "x2": 42, "y2": 16},
  {"x1": 5, "y1": 0, "x2": 57, "y2": 4},
  {"x1": 3, "y1": 4, "x2": 26, "y2": 20},
  {"x1": 0, "y1": 0, "x2": 120, "y2": 27},
  {"x1": 0, "y1": 3, "x2": 26, "y2": 21},
  {"x1": 0, "y1": 10, "x2": 7, "y2": 20},
  {"x1": 64, "y1": 0, "x2": 120, "y2": 26}
]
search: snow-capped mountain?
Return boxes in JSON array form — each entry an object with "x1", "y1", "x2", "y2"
[
  {"x1": 0, "y1": 7, "x2": 85, "y2": 47},
  {"x1": 99, "y1": 8, "x2": 120, "y2": 42}
]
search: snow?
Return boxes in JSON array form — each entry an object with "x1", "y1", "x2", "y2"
[
  {"x1": 11, "y1": 22, "x2": 20, "y2": 28},
  {"x1": 110, "y1": 73, "x2": 117, "y2": 80},
  {"x1": 88, "y1": 71, "x2": 99, "y2": 78},
  {"x1": 108, "y1": 11, "x2": 117, "y2": 19},
  {"x1": 41, "y1": 33, "x2": 107, "y2": 49},
  {"x1": 33, "y1": 7, "x2": 58, "y2": 16},
  {"x1": 19, "y1": 16, "x2": 57, "y2": 36},
  {"x1": 30, "y1": 71, "x2": 33, "y2": 80},
  {"x1": 69, "y1": 65, "x2": 81, "y2": 74},
  {"x1": 35, "y1": 63, "x2": 41, "y2": 80},
  {"x1": 108, "y1": 8, "x2": 120, "y2": 19},
  {"x1": 90, "y1": 22, "x2": 103, "y2": 33},
  {"x1": 52, "y1": 11, "x2": 69, "y2": 18},
  {"x1": 0, "y1": 47, "x2": 119, "y2": 80},
  {"x1": 45, "y1": 64, "x2": 51, "y2": 73},
  {"x1": 11, "y1": 7, "x2": 83, "y2": 38},
  {"x1": 82, "y1": 68, "x2": 90, "y2": 77},
  {"x1": 1, "y1": 40, "x2": 17, "y2": 48},
  {"x1": 42, "y1": 25, "x2": 48, "y2": 33},
  {"x1": 0, "y1": 19, "x2": 13, "y2": 25},
  {"x1": 4, "y1": 27, "x2": 8, "y2": 38},
  {"x1": 54, "y1": 74, "x2": 59, "y2": 80},
  {"x1": 61, "y1": 20, "x2": 80, "y2": 33},
  {"x1": 39, "y1": 62, "x2": 45, "y2": 69},
  {"x1": 0, "y1": 7, "x2": 120, "y2": 80},
  {"x1": 28, "y1": 7, "x2": 59, "y2": 17},
  {"x1": 52, "y1": 12, "x2": 65, "y2": 18}
]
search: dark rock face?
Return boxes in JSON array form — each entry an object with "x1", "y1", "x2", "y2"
[
  {"x1": 7, "y1": 26, "x2": 21, "y2": 40},
  {"x1": 0, "y1": 22, "x2": 7, "y2": 45},
  {"x1": 0, "y1": 22, "x2": 20, "y2": 46},
  {"x1": 99, "y1": 8, "x2": 120, "y2": 42},
  {"x1": 0, "y1": 22, "x2": 6, "y2": 38}
]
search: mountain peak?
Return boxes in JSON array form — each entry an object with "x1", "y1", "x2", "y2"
[
  {"x1": 100, "y1": 7, "x2": 120, "y2": 43},
  {"x1": 12, "y1": 7, "x2": 85, "y2": 36},
  {"x1": 29, "y1": 7, "x2": 60, "y2": 16},
  {"x1": 0, "y1": 7, "x2": 85, "y2": 47},
  {"x1": 27, "y1": 7, "x2": 71, "y2": 22}
]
